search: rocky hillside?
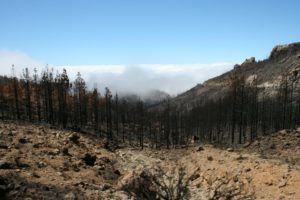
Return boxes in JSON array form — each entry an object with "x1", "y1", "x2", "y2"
[
  {"x1": 170, "y1": 42, "x2": 300, "y2": 109},
  {"x1": 1, "y1": 121, "x2": 300, "y2": 199}
]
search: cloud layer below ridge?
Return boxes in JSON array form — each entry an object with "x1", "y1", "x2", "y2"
[{"x1": 0, "y1": 50, "x2": 233, "y2": 95}]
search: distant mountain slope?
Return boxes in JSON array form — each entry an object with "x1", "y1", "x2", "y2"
[
  {"x1": 169, "y1": 42, "x2": 300, "y2": 110},
  {"x1": 120, "y1": 89, "x2": 170, "y2": 107}
]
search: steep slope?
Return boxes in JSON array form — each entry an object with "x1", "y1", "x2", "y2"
[{"x1": 170, "y1": 42, "x2": 300, "y2": 109}]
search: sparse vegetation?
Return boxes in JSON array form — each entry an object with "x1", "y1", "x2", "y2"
[
  {"x1": 1, "y1": 121, "x2": 300, "y2": 199},
  {"x1": 122, "y1": 167, "x2": 196, "y2": 200}
]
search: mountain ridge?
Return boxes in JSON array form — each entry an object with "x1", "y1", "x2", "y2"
[{"x1": 167, "y1": 42, "x2": 300, "y2": 110}]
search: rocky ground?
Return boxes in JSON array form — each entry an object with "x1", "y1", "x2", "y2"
[{"x1": 0, "y1": 121, "x2": 300, "y2": 199}]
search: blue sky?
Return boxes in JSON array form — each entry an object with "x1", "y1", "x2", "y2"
[
  {"x1": 0, "y1": 0, "x2": 299, "y2": 94},
  {"x1": 1, "y1": 0, "x2": 299, "y2": 65}
]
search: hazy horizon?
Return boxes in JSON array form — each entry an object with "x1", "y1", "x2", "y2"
[{"x1": 0, "y1": 51, "x2": 233, "y2": 95}]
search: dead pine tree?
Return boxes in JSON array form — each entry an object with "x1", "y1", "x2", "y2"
[
  {"x1": 105, "y1": 87, "x2": 113, "y2": 142},
  {"x1": 23, "y1": 68, "x2": 32, "y2": 121},
  {"x1": 11, "y1": 65, "x2": 20, "y2": 120}
]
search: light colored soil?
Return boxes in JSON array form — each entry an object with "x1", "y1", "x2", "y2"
[{"x1": 1, "y1": 121, "x2": 300, "y2": 199}]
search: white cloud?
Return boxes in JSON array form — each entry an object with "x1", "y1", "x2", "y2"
[
  {"x1": 0, "y1": 49, "x2": 234, "y2": 95},
  {"x1": 56, "y1": 63, "x2": 233, "y2": 95},
  {"x1": 0, "y1": 49, "x2": 44, "y2": 77}
]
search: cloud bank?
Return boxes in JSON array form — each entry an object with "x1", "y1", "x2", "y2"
[
  {"x1": 0, "y1": 49, "x2": 44, "y2": 76},
  {"x1": 55, "y1": 63, "x2": 233, "y2": 96},
  {"x1": 0, "y1": 50, "x2": 234, "y2": 95}
]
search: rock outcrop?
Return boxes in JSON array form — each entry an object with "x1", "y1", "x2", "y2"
[{"x1": 270, "y1": 42, "x2": 300, "y2": 60}]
